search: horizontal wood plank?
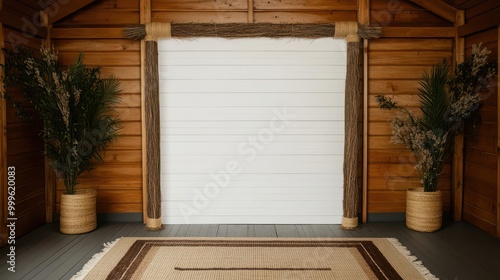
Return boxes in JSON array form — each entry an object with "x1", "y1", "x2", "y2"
[
  {"x1": 368, "y1": 80, "x2": 421, "y2": 95},
  {"x1": 56, "y1": 11, "x2": 140, "y2": 26},
  {"x1": 54, "y1": 39, "x2": 140, "y2": 52},
  {"x1": 254, "y1": 0, "x2": 356, "y2": 10},
  {"x1": 254, "y1": 11, "x2": 356, "y2": 23},
  {"x1": 58, "y1": 52, "x2": 140, "y2": 66},
  {"x1": 369, "y1": 65, "x2": 433, "y2": 80},
  {"x1": 51, "y1": 28, "x2": 126, "y2": 39},
  {"x1": 369, "y1": 38, "x2": 453, "y2": 51},
  {"x1": 368, "y1": 176, "x2": 450, "y2": 191},
  {"x1": 369, "y1": 162, "x2": 451, "y2": 178},
  {"x1": 464, "y1": 162, "x2": 497, "y2": 184},
  {"x1": 370, "y1": 51, "x2": 451, "y2": 66},
  {"x1": 152, "y1": 0, "x2": 247, "y2": 10},
  {"x1": 152, "y1": 11, "x2": 247, "y2": 23},
  {"x1": 381, "y1": 27, "x2": 455, "y2": 38}
]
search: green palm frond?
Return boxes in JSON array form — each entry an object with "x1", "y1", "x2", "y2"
[{"x1": 418, "y1": 59, "x2": 451, "y2": 133}]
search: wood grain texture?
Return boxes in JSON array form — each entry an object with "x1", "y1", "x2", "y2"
[
  {"x1": 145, "y1": 41, "x2": 161, "y2": 224},
  {"x1": 409, "y1": 0, "x2": 458, "y2": 23},
  {"x1": 381, "y1": 27, "x2": 455, "y2": 38},
  {"x1": 254, "y1": 0, "x2": 356, "y2": 11},
  {"x1": 359, "y1": 0, "x2": 369, "y2": 223},
  {"x1": 52, "y1": 0, "x2": 142, "y2": 215},
  {"x1": 452, "y1": 10, "x2": 465, "y2": 222},
  {"x1": 371, "y1": 0, "x2": 452, "y2": 27},
  {"x1": 461, "y1": 23, "x2": 499, "y2": 236},
  {"x1": 44, "y1": 0, "x2": 97, "y2": 24},
  {"x1": 367, "y1": 34, "x2": 453, "y2": 215},
  {"x1": 497, "y1": 25, "x2": 500, "y2": 237},
  {"x1": 343, "y1": 41, "x2": 362, "y2": 222}
]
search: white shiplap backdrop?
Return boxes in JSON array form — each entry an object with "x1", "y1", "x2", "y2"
[{"x1": 158, "y1": 38, "x2": 346, "y2": 224}]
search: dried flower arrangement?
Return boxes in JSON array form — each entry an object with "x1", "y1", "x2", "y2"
[
  {"x1": 376, "y1": 44, "x2": 496, "y2": 192},
  {"x1": 1, "y1": 46, "x2": 121, "y2": 194}
]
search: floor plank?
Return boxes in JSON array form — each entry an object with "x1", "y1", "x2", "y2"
[
  {"x1": 254, "y1": 225, "x2": 277, "y2": 237},
  {"x1": 276, "y1": 225, "x2": 300, "y2": 237},
  {"x1": 1, "y1": 222, "x2": 500, "y2": 280},
  {"x1": 227, "y1": 225, "x2": 248, "y2": 237}
]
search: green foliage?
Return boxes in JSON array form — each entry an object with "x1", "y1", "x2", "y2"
[
  {"x1": 1, "y1": 46, "x2": 121, "y2": 194},
  {"x1": 418, "y1": 59, "x2": 451, "y2": 132},
  {"x1": 376, "y1": 45, "x2": 496, "y2": 192}
]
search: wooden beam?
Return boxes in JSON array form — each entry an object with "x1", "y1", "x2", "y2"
[
  {"x1": 41, "y1": 15, "x2": 55, "y2": 224},
  {"x1": 358, "y1": 0, "x2": 369, "y2": 223},
  {"x1": 51, "y1": 27, "x2": 125, "y2": 39},
  {"x1": 382, "y1": 27, "x2": 455, "y2": 38},
  {"x1": 248, "y1": 0, "x2": 254, "y2": 23},
  {"x1": 409, "y1": 0, "x2": 458, "y2": 23},
  {"x1": 0, "y1": 9, "x2": 47, "y2": 38},
  {"x1": 140, "y1": 0, "x2": 151, "y2": 224},
  {"x1": 44, "y1": 0, "x2": 96, "y2": 24},
  {"x1": 497, "y1": 25, "x2": 500, "y2": 238},
  {"x1": 0, "y1": 23, "x2": 7, "y2": 247},
  {"x1": 452, "y1": 10, "x2": 465, "y2": 222},
  {"x1": 458, "y1": 13, "x2": 500, "y2": 37}
]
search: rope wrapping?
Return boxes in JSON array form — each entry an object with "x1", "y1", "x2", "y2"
[
  {"x1": 333, "y1": 21, "x2": 358, "y2": 38},
  {"x1": 145, "y1": 22, "x2": 172, "y2": 41}
]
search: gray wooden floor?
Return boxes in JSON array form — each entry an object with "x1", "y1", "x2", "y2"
[{"x1": 1, "y1": 221, "x2": 500, "y2": 279}]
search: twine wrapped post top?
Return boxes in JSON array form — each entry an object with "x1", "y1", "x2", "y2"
[
  {"x1": 333, "y1": 21, "x2": 358, "y2": 38},
  {"x1": 145, "y1": 22, "x2": 172, "y2": 41}
]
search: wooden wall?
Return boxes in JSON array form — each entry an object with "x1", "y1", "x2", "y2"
[
  {"x1": 446, "y1": 0, "x2": 500, "y2": 236},
  {"x1": 0, "y1": 2, "x2": 48, "y2": 245},
  {"x1": 366, "y1": 0, "x2": 454, "y2": 215},
  {"x1": 52, "y1": 0, "x2": 143, "y2": 214}
]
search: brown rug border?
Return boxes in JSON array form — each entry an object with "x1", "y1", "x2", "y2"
[{"x1": 71, "y1": 237, "x2": 438, "y2": 280}]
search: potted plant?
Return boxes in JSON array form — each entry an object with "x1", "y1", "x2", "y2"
[
  {"x1": 376, "y1": 44, "x2": 496, "y2": 232},
  {"x1": 1, "y1": 46, "x2": 121, "y2": 234}
]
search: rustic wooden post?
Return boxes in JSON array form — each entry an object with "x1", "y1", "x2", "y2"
[
  {"x1": 497, "y1": 25, "x2": 500, "y2": 238},
  {"x1": 358, "y1": 0, "x2": 370, "y2": 223},
  {"x1": 140, "y1": 0, "x2": 152, "y2": 227},
  {"x1": 452, "y1": 10, "x2": 465, "y2": 222},
  {"x1": 335, "y1": 22, "x2": 362, "y2": 230},
  {"x1": 247, "y1": 0, "x2": 254, "y2": 23},
  {"x1": 143, "y1": 23, "x2": 172, "y2": 230},
  {"x1": 39, "y1": 11, "x2": 57, "y2": 224}
]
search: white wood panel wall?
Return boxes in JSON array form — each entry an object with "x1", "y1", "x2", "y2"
[{"x1": 158, "y1": 38, "x2": 346, "y2": 224}]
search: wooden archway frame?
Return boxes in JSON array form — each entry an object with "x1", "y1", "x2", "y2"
[{"x1": 124, "y1": 22, "x2": 381, "y2": 230}]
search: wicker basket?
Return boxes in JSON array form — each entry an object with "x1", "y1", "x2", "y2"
[
  {"x1": 406, "y1": 188, "x2": 442, "y2": 232},
  {"x1": 60, "y1": 189, "x2": 97, "y2": 234}
]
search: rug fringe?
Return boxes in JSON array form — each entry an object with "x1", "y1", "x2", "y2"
[
  {"x1": 387, "y1": 238, "x2": 439, "y2": 280},
  {"x1": 70, "y1": 237, "x2": 121, "y2": 280}
]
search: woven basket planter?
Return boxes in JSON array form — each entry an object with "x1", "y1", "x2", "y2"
[
  {"x1": 60, "y1": 189, "x2": 97, "y2": 234},
  {"x1": 406, "y1": 188, "x2": 442, "y2": 232}
]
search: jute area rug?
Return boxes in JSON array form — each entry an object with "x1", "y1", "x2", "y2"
[{"x1": 72, "y1": 237, "x2": 437, "y2": 280}]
